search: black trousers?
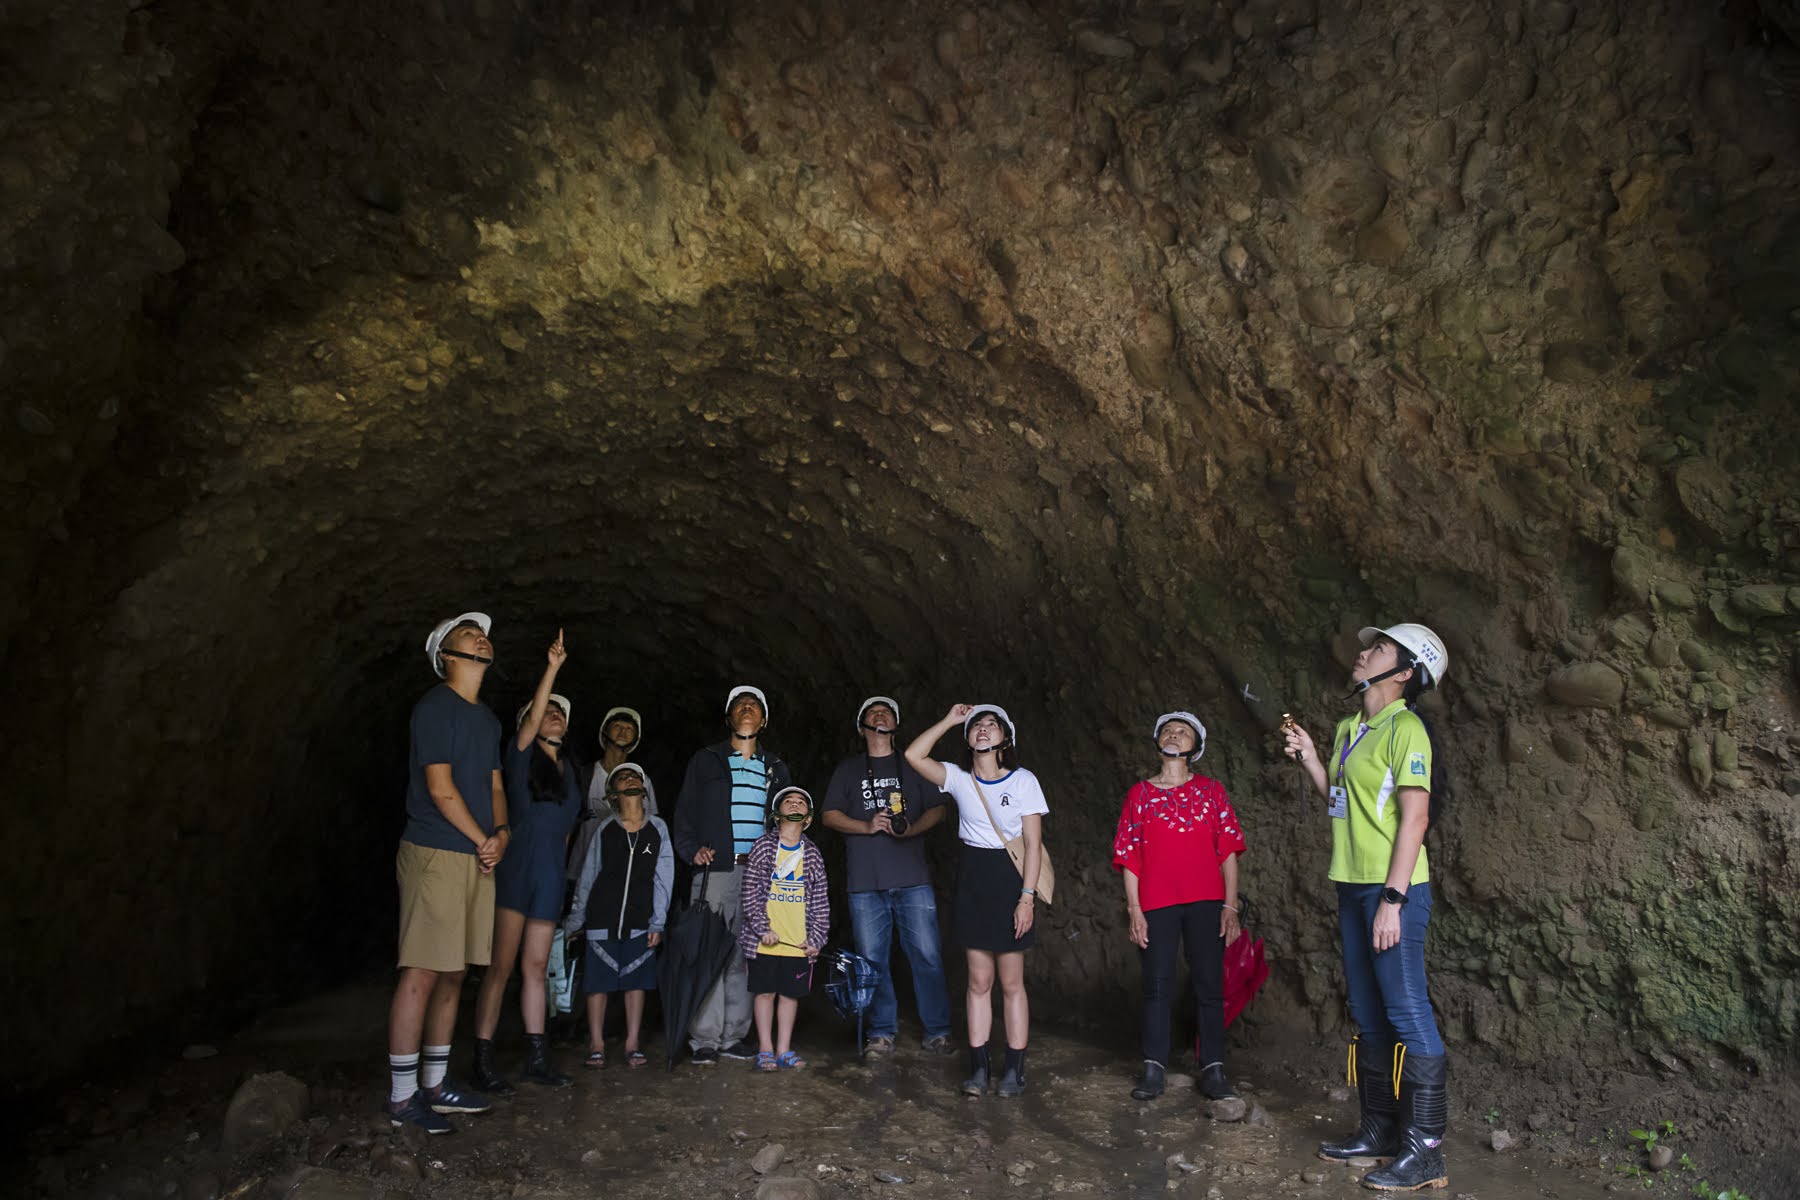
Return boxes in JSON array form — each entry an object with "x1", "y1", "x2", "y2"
[{"x1": 1140, "y1": 900, "x2": 1226, "y2": 1067}]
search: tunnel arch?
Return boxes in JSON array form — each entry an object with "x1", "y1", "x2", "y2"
[{"x1": 5, "y1": 0, "x2": 1800, "y2": 1129}]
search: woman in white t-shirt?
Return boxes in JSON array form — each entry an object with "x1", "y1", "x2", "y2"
[{"x1": 905, "y1": 702, "x2": 1047, "y2": 1099}]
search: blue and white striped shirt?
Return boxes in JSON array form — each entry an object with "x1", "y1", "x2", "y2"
[{"x1": 729, "y1": 753, "x2": 769, "y2": 855}]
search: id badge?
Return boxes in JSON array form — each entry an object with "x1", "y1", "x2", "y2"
[{"x1": 1327, "y1": 786, "x2": 1349, "y2": 819}]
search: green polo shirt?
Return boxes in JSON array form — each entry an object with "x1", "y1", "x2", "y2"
[{"x1": 1327, "y1": 698, "x2": 1432, "y2": 885}]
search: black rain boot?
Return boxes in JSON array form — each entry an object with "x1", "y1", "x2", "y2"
[
  {"x1": 1319, "y1": 1038, "x2": 1399, "y2": 1162},
  {"x1": 470, "y1": 1037, "x2": 515, "y2": 1098},
  {"x1": 960, "y1": 1043, "x2": 991, "y2": 1096},
  {"x1": 520, "y1": 1033, "x2": 572, "y2": 1088},
  {"x1": 996, "y1": 1047, "x2": 1028, "y2": 1098},
  {"x1": 1131, "y1": 1060, "x2": 1166, "y2": 1101},
  {"x1": 1198, "y1": 1062, "x2": 1236, "y2": 1100},
  {"x1": 1361, "y1": 1054, "x2": 1448, "y2": 1191}
]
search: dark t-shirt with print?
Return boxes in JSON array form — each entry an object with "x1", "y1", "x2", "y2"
[
  {"x1": 822, "y1": 752, "x2": 948, "y2": 893},
  {"x1": 404, "y1": 684, "x2": 502, "y2": 853}
]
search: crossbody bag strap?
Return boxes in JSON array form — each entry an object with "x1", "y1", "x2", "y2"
[{"x1": 970, "y1": 778, "x2": 1007, "y2": 841}]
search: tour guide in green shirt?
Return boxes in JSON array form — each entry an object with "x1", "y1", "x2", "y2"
[{"x1": 1283, "y1": 622, "x2": 1453, "y2": 1194}]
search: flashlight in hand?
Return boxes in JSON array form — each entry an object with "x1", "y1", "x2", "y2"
[{"x1": 1281, "y1": 713, "x2": 1305, "y2": 763}]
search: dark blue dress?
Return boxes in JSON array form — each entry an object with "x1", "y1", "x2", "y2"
[{"x1": 494, "y1": 739, "x2": 583, "y2": 920}]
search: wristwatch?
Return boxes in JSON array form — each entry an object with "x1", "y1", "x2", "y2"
[{"x1": 1380, "y1": 886, "x2": 1408, "y2": 907}]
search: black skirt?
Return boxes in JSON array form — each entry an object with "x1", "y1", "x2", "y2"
[{"x1": 954, "y1": 844, "x2": 1037, "y2": 953}]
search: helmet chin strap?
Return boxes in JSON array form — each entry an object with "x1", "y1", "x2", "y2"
[
  {"x1": 1348, "y1": 660, "x2": 1416, "y2": 696},
  {"x1": 1159, "y1": 745, "x2": 1189, "y2": 758},
  {"x1": 860, "y1": 722, "x2": 894, "y2": 734},
  {"x1": 439, "y1": 648, "x2": 493, "y2": 666},
  {"x1": 537, "y1": 735, "x2": 564, "y2": 748}
]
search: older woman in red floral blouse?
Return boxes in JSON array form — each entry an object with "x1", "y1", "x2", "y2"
[{"x1": 1112, "y1": 711, "x2": 1246, "y2": 1103}]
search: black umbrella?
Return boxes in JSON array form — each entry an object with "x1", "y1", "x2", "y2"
[{"x1": 657, "y1": 867, "x2": 738, "y2": 1070}]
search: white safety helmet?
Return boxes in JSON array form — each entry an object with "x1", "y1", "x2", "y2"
[
  {"x1": 1357, "y1": 623, "x2": 1450, "y2": 689},
  {"x1": 425, "y1": 611, "x2": 491, "y2": 678},
  {"x1": 770, "y1": 785, "x2": 814, "y2": 818},
  {"x1": 964, "y1": 704, "x2": 1016, "y2": 747},
  {"x1": 515, "y1": 694, "x2": 572, "y2": 731},
  {"x1": 726, "y1": 684, "x2": 769, "y2": 722},
  {"x1": 855, "y1": 695, "x2": 901, "y2": 732},
  {"x1": 599, "y1": 705, "x2": 643, "y2": 750},
  {"x1": 1153, "y1": 711, "x2": 1207, "y2": 762},
  {"x1": 605, "y1": 761, "x2": 649, "y2": 791}
]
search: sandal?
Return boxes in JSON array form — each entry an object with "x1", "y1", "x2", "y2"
[
  {"x1": 626, "y1": 1049, "x2": 647, "y2": 1069},
  {"x1": 584, "y1": 1048, "x2": 606, "y2": 1069},
  {"x1": 755, "y1": 1051, "x2": 778, "y2": 1072},
  {"x1": 776, "y1": 1050, "x2": 807, "y2": 1070}
]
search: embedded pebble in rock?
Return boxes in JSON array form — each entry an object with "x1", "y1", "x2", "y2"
[
  {"x1": 1074, "y1": 30, "x2": 1136, "y2": 59},
  {"x1": 1489, "y1": 1129, "x2": 1517, "y2": 1152},
  {"x1": 1545, "y1": 663, "x2": 1625, "y2": 708},
  {"x1": 751, "y1": 1144, "x2": 786, "y2": 1175},
  {"x1": 1648, "y1": 1144, "x2": 1674, "y2": 1171},
  {"x1": 1732, "y1": 585, "x2": 1789, "y2": 618},
  {"x1": 1655, "y1": 581, "x2": 1697, "y2": 610}
]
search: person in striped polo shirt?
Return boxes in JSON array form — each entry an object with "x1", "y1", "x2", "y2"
[{"x1": 672, "y1": 685, "x2": 792, "y2": 1065}]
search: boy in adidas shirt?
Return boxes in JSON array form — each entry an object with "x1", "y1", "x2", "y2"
[{"x1": 737, "y1": 786, "x2": 830, "y2": 1069}]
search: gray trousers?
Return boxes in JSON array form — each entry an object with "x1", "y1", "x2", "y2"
[{"x1": 689, "y1": 865, "x2": 753, "y2": 1051}]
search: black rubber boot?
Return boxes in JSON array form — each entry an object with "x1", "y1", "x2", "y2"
[
  {"x1": 1198, "y1": 1063, "x2": 1236, "y2": 1100},
  {"x1": 1361, "y1": 1054, "x2": 1448, "y2": 1191},
  {"x1": 520, "y1": 1033, "x2": 572, "y2": 1088},
  {"x1": 960, "y1": 1043, "x2": 991, "y2": 1096},
  {"x1": 1319, "y1": 1038, "x2": 1399, "y2": 1162},
  {"x1": 1130, "y1": 1060, "x2": 1166, "y2": 1101},
  {"x1": 469, "y1": 1037, "x2": 515, "y2": 1098},
  {"x1": 996, "y1": 1047, "x2": 1028, "y2": 1098}
]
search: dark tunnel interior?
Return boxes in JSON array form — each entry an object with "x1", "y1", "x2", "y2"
[{"x1": 4, "y1": 0, "x2": 1800, "y2": 1193}]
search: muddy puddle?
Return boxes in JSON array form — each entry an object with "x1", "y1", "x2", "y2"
[{"x1": 16, "y1": 977, "x2": 1758, "y2": 1200}]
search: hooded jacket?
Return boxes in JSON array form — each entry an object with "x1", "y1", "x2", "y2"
[
  {"x1": 568, "y1": 768, "x2": 660, "y2": 882},
  {"x1": 671, "y1": 739, "x2": 791, "y2": 865}
]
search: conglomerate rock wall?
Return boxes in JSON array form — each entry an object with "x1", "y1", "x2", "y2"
[{"x1": 3, "y1": 0, "x2": 1798, "y2": 1098}]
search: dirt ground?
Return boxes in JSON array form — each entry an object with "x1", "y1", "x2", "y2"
[{"x1": 16, "y1": 977, "x2": 1794, "y2": 1200}]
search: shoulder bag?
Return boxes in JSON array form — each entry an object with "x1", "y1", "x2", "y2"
[{"x1": 970, "y1": 778, "x2": 1055, "y2": 906}]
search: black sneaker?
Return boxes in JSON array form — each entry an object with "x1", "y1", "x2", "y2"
[
  {"x1": 691, "y1": 1047, "x2": 720, "y2": 1066},
  {"x1": 421, "y1": 1078, "x2": 492, "y2": 1115},
  {"x1": 386, "y1": 1093, "x2": 454, "y2": 1134},
  {"x1": 720, "y1": 1040, "x2": 758, "y2": 1061}
]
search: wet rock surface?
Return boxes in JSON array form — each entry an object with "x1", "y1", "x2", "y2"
[{"x1": 1, "y1": 2, "x2": 1799, "y2": 1194}]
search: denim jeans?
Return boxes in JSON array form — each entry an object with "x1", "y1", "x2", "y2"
[
  {"x1": 847, "y1": 885, "x2": 953, "y2": 1041},
  {"x1": 1337, "y1": 881, "x2": 1444, "y2": 1056}
]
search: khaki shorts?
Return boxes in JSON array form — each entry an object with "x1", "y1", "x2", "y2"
[{"x1": 396, "y1": 841, "x2": 495, "y2": 972}]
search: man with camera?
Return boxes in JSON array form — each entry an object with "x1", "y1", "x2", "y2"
[{"x1": 821, "y1": 696, "x2": 954, "y2": 1058}]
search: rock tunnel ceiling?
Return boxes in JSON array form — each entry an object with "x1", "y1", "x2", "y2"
[{"x1": 3, "y1": 0, "x2": 1800, "y2": 1100}]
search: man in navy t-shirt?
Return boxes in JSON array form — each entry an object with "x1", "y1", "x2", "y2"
[{"x1": 384, "y1": 612, "x2": 509, "y2": 1134}]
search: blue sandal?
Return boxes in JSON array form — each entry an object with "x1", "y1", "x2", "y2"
[
  {"x1": 776, "y1": 1050, "x2": 807, "y2": 1070},
  {"x1": 755, "y1": 1051, "x2": 778, "y2": 1072}
]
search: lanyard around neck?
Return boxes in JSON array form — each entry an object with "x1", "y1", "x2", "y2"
[{"x1": 1335, "y1": 713, "x2": 1396, "y2": 788}]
